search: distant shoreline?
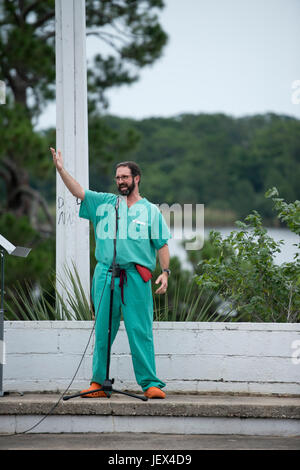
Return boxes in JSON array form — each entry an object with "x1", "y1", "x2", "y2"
[{"x1": 164, "y1": 207, "x2": 283, "y2": 229}]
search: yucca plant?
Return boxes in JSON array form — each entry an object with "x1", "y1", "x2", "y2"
[
  {"x1": 5, "y1": 280, "x2": 57, "y2": 321},
  {"x1": 55, "y1": 263, "x2": 94, "y2": 320},
  {"x1": 4, "y1": 262, "x2": 93, "y2": 321},
  {"x1": 153, "y1": 276, "x2": 236, "y2": 322},
  {"x1": 5, "y1": 261, "x2": 237, "y2": 322}
]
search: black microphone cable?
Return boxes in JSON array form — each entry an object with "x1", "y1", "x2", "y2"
[{"x1": 0, "y1": 268, "x2": 109, "y2": 436}]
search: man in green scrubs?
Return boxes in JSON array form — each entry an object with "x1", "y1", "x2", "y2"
[{"x1": 51, "y1": 149, "x2": 171, "y2": 399}]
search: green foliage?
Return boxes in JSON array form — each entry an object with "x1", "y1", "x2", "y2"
[
  {"x1": 0, "y1": 213, "x2": 55, "y2": 297},
  {"x1": 151, "y1": 255, "x2": 231, "y2": 322},
  {"x1": 5, "y1": 256, "x2": 227, "y2": 322},
  {"x1": 0, "y1": 102, "x2": 51, "y2": 179},
  {"x1": 196, "y1": 189, "x2": 300, "y2": 322},
  {"x1": 87, "y1": 114, "x2": 141, "y2": 193},
  {"x1": 0, "y1": 0, "x2": 167, "y2": 114},
  {"x1": 265, "y1": 187, "x2": 300, "y2": 236},
  {"x1": 0, "y1": 1, "x2": 167, "y2": 225},
  {"x1": 4, "y1": 263, "x2": 93, "y2": 321},
  {"x1": 0, "y1": 1, "x2": 56, "y2": 115},
  {"x1": 184, "y1": 232, "x2": 234, "y2": 275},
  {"x1": 98, "y1": 113, "x2": 300, "y2": 223}
]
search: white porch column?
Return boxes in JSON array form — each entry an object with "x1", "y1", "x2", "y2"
[{"x1": 55, "y1": 0, "x2": 90, "y2": 310}]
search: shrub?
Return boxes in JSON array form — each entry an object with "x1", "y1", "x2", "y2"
[{"x1": 196, "y1": 188, "x2": 300, "y2": 322}]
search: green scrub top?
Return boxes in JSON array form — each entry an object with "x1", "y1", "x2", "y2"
[{"x1": 79, "y1": 189, "x2": 171, "y2": 271}]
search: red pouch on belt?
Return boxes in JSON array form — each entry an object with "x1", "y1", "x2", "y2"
[{"x1": 135, "y1": 264, "x2": 152, "y2": 282}]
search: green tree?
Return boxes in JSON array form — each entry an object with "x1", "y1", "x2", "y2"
[
  {"x1": 0, "y1": 0, "x2": 167, "y2": 223},
  {"x1": 0, "y1": 102, "x2": 54, "y2": 233},
  {"x1": 100, "y1": 113, "x2": 300, "y2": 223}
]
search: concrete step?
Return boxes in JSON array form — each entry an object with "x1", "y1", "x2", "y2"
[
  {"x1": 1, "y1": 432, "x2": 300, "y2": 450},
  {"x1": 0, "y1": 392, "x2": 300, "y2": 436}
]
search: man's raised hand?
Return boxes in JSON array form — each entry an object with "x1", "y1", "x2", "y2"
[
  {"x1": 50, "y1": 147, "x2": 85, "y2": 200},
  {"x1": 50, "y1": 147, "x2": 63, "y2": 172}
]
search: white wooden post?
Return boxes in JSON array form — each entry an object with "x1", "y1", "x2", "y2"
[
  {"x1": 0, "y1": 81, "x2": 5, "y2": 104},
  {"x1": 55, "y1": 0, "x2": 90, "y2": 313}
]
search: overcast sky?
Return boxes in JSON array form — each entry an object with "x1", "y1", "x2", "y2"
[{"x1": 37, "y1": 0, "x2": 300, "y2": 129}]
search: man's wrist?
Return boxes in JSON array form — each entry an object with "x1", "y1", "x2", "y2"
[{"x1": 162, "y1": 268, "x2": 171, "y2": 276}]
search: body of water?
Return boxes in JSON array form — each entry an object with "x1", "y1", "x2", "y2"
[{"x1": 168, "y1": 227, "x2": 299, "y2": 271}]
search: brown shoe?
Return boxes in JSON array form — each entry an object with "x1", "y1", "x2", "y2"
[
  {"x1": 80, "y1": 382, "x2": 108, "y2": 398},
  {"x1": 144, "y1": 386, "x2": 166, "y2": 399}
]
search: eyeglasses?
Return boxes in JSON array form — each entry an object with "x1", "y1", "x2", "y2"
[{"x1": 115, "y1": 175, "x2": 132, "y2": 182}]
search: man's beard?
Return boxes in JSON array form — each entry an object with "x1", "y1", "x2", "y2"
[{"x1": 117, "y1": 179, "x2": 135, "y2": 196}]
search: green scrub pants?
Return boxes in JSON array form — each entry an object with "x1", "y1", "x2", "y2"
[{"x1": 91, "y1": 261, "x2": 166, "y2": 392}]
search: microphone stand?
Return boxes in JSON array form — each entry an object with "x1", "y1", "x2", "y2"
[{"x1": 63, "y1": 197, "x2": 147, "y2": 402}]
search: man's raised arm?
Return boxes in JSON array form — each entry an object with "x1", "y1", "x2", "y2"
[{"x1": 50, "y1": 147, "x2": 85, "y2": 201}]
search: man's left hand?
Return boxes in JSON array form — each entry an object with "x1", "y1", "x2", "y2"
[{"x1": 155, "y1": 272, "x2": 168, "y2": 294}]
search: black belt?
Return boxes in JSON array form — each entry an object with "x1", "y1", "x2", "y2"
[
  {"x1": 108, "y1": 264, "x2": 122, "y2": 277},
  {"x1": 108, "y1": 264, "x2": 127, "y2": 304}
]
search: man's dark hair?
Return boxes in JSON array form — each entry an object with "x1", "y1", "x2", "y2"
[{"x1": 115, "y1": 161, "x2": 141, "y2": 184}]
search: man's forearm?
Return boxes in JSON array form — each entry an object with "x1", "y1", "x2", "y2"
[
  {"x1": 58, "y1": 167, "x2": 85, "y2": 200},
  {"x1": 158, "y1": 244, "x2": 170, "y2": 270}
]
